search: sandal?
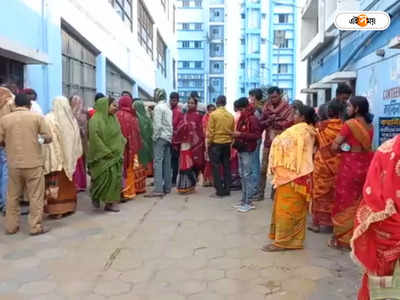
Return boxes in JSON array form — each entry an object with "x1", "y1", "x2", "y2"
[
  {"x1": 328, "y1": 237, "x2": 350, "y2": 251},
  {"x1": 307, "y1": 225, "x2": 321, "y2": 233},
  {"x1": 30, "y1": 226, "x2": 51, "y2": 236},
  {"x1": 261, "y1": 244, "x2": 288, "y2": 252},
  {"x1": 104, "y1": 204, "x2": 120, "y2": 213}
]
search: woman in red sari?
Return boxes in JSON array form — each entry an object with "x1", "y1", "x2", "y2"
[
  {"x1": 351, "y1": 134, "x2": 400, "y2": 300},
  {"x1": 116, "y1": 96, "x2": 142, "y2": 200},
  {"x1": 331, "y1": 96, "x2": 374, "y2": 250},
  {"x1": 202, "y1": 104, "x2": 216, "y2": 187},
  {"x1": 174, "y1": 97, "x2": 205, "y2": 194}
]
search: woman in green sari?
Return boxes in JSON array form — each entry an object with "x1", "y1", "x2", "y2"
[{"x1": 88, "y1": 97, "x2": 126, "y2": 212}]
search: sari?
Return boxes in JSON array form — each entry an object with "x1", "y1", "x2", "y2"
[
  {"x1": 268, "y1": 122, "x2": 316, "y2": 249},
  {"x1": 230, "y1": 111, "x2": 242, "y2": 191},
  {"x1": 134, "y1": 101, "x2": 154, "y2": 180},
  {"x1": 260, "y1": 100, "x2": 294, "y2": 198},
  {"x1": 202, "y1": 113, "x2": 213, "y2": 186},
  {"x1": 116, "y1": 96, "x2": 142, "y2": 199},
  {"x1": 312, "y1": 119, "x2": 343, "y2": 227},
  {"x1": 43, "y1": 96, "x2": 83, "y2": 216},
  {"x1": 70, "y1": 95, "x2": 88, "y2": 191},
  {"x1": 88, "y1": 98, "x2": 125, "y2": 206},
  {"x1": 332, "y1": 119, "x2": 374, "y2": 248},
  {"x1": 351, "y1": 135, "x2": 400, "y2": 300},
  {"x1": 174, "y1": 108, "x2": 205, "y2": 194}
]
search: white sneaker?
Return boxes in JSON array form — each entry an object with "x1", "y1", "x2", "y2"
[
  {"x1": 248, "y1": 203, "x2": 256, "y2": 210},
  {"x1": 237, "y1": 205, "x2": 251, "y2": 213},
  {"x1": 233, "y1": 203, "x2": 242, "y2": 209}
]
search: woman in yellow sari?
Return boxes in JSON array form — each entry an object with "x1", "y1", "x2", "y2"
[
  {"x1": 262, "y1": 104, "x2": 317, "y2": 252},
  {"x1": 309, "y1": 100, "x2": 343, "y2": 233}
]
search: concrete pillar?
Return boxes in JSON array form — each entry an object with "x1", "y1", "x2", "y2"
[{"x1": 96, "y1": 54, "x2": 107, "y2": 94}]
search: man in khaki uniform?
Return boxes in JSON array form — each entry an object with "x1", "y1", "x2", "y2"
[{"x1": 0, "y1": 93, "x2": 52, "y2": 235}]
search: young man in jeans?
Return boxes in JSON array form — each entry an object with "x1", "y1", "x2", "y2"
[
  {"x1": 145, "y1": 90, "x2": 173, "y2": 198},
  {"x1": 232, "y1": 98, "x2": 261, "y2": 212},
  {"x1": 207, "y1": 95, "x2": 235, "y2": 198}
]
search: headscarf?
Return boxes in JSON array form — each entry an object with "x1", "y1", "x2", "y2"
[
  {"x1": 70, "y1": 95, "x2": 88, "y2": 156},
  {"x1": 116, "y1": 96, "x2": 142, "y2": 175},
  {"x1": 88, "y1": 98, "x2": 126, "y2": 180},
  {"x1": 154, "y1": 88, "x2": 167, "y2": 103},
  {"x1": 0, "y1": 87, "x2": 14, "y2": 118},
  {"x1": 134, "y1": 101, "x2": 153, "y2": 166},
  {"x1": 46, "y1": 96, "x2": 83, "y2": 181}
]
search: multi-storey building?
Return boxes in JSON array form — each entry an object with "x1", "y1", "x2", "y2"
[
  {"x1": 300, "y1": 0, "x2": 400, "y2": 146},
  {"x1": 176, "y1": 0, "x2": 226, "y2": 104},
  {"x1": 0, "y1": 0, "x2": 177, "y2": 112},
  {"x1": 238, "y1": 0, "x2": 297, "y2": 101}
]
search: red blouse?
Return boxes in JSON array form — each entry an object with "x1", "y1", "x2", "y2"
[{"x1": 340, "y1": 121, "x2": 373, "y2": 148}]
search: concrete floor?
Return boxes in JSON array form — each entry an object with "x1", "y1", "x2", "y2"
[{"x1": 0, "y1": 185, "x2": 361, "y2": 300}]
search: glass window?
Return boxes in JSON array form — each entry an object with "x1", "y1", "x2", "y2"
[
  {"x1": 194, "y1": 41, "x2": 202, "y2": 48},
  {"x1": 195, "y1": 61, "x2": 202, "y2": 69},
  {"x1": 183, "y1": 61, "x2": 190, "y2": 68},
  {"x1": 138, "y1": 0, "x2": 154, "y2": 58},
  {"x1": 157, "y1": 32, "x2": 167, "y2": 77},
  {"x1": 194, "y1": 0, "x2": 202, "y2": 7},
  {"x1": 183, "y1": 23, "x2": 190, "y2": 30},
  {"x1": 195, "y1": 23, "x2": 202, "y2": 30},
  {"x1": 241, "y1": 39, "x2": 245, "y2": 45},
  {"x1": 109, "y1": 0, "x2": 133, "y2": 31},
  {"x1": 240, "y1": 62, "x2": 245, "y2": 69},
  {"x1": 278, "y1": 14, "x2": 289, "y2": 24},
  {"x1": 182, "y1": 41, "x2": 190, "y2": 48},
  {"x1": 182, "y1": 0, "x2": 190, "y2": 7},
  {"x1": 277, "y1": 64, "x2": 288, "y2": 74}
]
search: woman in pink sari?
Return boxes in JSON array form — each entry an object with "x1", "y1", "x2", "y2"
[
  {"x1": 70, "y1": 95, "x2": 88, "y2": 192},
  {"x1": 331, "y1": 96, "x2": 374, "y2": 250},
  {"x1": 174, "y1": 97, "x2": 205, "y2": 194}
]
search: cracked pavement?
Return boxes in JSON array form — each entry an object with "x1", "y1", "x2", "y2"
[{"x1": 0, "y1": 185, "x2": 361, "y2": 299}]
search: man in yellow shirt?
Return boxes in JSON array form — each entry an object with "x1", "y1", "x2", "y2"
[{"x1": 207, "y1": 95, "x2": 235, "y2": 197}]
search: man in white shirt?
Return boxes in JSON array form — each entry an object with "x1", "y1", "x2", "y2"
[
  {"x1": 145, "y1": 89, "x2": 173, "y2": 198},
  {"x1": 22, "y1": 89, "x2": 43, "y2": 115}
]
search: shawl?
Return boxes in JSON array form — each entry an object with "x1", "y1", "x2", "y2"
[
  {"x1": 116, "y1": 96, "x2": 142, "y2": 175},
  {"x1": 268, "y1": 122, "x2": 316, "y2": 187},
  {"x1": 88, "y1": 98, "x2": 126, "y2": 180},
  {"x1": 70, "y1": 95, "x2": 88, "y2": 156},
  {"x1": 351, "y1": 134, "x2": 400, "y2": 273},
  {"x1": 43, "y1": 113, "x2": 64, "y2": 176},
  {"x1": 261, "y1": 100, "x2": 294, "y2": 148},
  {"x1": 174, "y1": 108, "x2": 205, "y2": 169},
  {"x1": 48, "y1": 96, "x2": 83, "y2": 181},
  {"x1": 134, "y1": 101, "x2": 153, "y2": 166},
  {"x1": 0, "y1": 87, "x2": 14, "y2": 118}
]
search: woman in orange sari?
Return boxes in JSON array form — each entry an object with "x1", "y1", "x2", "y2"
[
  {"x1": 262, "y1": 104, "x2": 317, "y2": 252},
  {"x1": 331, "y1": 96, "x2": 374, "y2": 250},
  {"x1": 351, "y1": 134, "x2": 400, "y2": 300},
  {"x1": 309, "y1": 100, "x2": 343, "y2": 233}
]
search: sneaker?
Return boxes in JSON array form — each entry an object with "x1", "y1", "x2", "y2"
[
  {"x1": 237, "y1": 205, "x2": 251, "y2": 213},
  {"x1": 233, "y1": 203, "x2": 242, "y2": 209},
  {"x1": 248, "y1": 203, "x2": 256, "y2": 210}
]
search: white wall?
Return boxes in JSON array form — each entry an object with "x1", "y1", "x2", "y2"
[{"x1": 296, "y1": 0, "x2": 308, "y2": 102}]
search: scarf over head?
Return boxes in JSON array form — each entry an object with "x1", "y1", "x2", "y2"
[
  {"x1": 44, "y1": 96, "x2": 83, "y2": 181},
  {"x1": 116, "y1": 96, "x2": 142, "y2": 175},
  {"x1": 70, "y1": 95, "x2": 88, "y2": 155},
  {"x1": 134, "y1": 101, "x2": 153, "y2": 166},
  {"x1": 88, "y1": 98, "x2": 126, "y2": 180},
  {"x1": 268, "y1": 122, "x2": 316, "y2": 188}
]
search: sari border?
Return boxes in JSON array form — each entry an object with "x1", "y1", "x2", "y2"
[{"x1": 346, "y1": 119, "x2": 372, "y2": 151}]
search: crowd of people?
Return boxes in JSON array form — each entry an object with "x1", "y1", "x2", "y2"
[{"x1": 0, "y1": 81, "x2": 399, "y2": 299}]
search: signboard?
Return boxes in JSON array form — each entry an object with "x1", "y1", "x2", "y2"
[{"x1": 379, "y1": 117, "x2": 400, "y2": 145}]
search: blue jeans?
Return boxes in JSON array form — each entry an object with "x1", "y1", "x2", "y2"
[
  {"x1": 238, "y1": 152, "x2": 253, "y2": 205},
  {"x1": 249, "y1": 139, "x2": 261, "y2": 198},
  {"x1": 153, "y1": 138, "x2": 172, "y2": 194},
  {"x1": 0, "y1": 148, "x2": 8, "y2": 210}
]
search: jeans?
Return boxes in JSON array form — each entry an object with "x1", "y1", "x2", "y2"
[
  {"x1": 0, "y1": 148, "x2": 8, "y2": 210},
  {"x1": 209, "y1": 143, "x2": 231, "y2": 196},
  {"x1": 249, "y1": 139, "x2": 261, "y2": 198},
  {"x1": 171, "y1": 147, "x2": 180, "y2": 185},
  {"x1": 238, "y1": 152, "x2": 253, "y2": 205},
  {"x1": 153, "y1": 138, "x2": 172, "y2": 194}
]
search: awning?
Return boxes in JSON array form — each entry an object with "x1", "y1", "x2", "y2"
[
  {"x1": 310, "y1": 82, "x2": 331, "y2": 89},
  {"x1": 0, "y1": 36, "x2": 49, "y2": 64},
  {"x1": 301, "y1": 88, "x2": 318, "y2": 94},
  {"x1": 320, "y1": 71, "x2": 356, "y2": 84}
]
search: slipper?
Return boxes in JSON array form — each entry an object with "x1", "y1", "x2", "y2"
[
  {"x1": 6, "y1": 227, "x2": 19, "y2": 235},
  {"x1": 307, "y1": 225, "x2": 321, "y2": 233},
  {"x1": 328, "y1": 238, "x2": 350, "y2": 251},
  {"x1": 261, "y1": 244, "x2": 288, "y2": 252},
  {"x1": 104, "y1": 205, "x2": 120, "y2": 213},
  {"x1": 30, "y1": 226, "x2": 51, "y2": 236}
]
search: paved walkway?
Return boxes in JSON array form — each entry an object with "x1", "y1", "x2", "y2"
[{"x1": 0, "y1": 186, "x2": 361, "y2": 300}]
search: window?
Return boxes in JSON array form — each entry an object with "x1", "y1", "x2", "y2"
[
  {"x1": 183, "y1": 61, "x2": 190, "y2": 68},
  {"x1": 194, "y1": 41, "x2": 202, "y2": 48},
  {"x1": 241, "y1": 39, "x2": 245, "y2": 45},
  {"x1": 173, "y1": 5, "x2": 176, "y2": 32},
  {"x1": 280, "y1": 39, "x2": 289, "y2": 48},
  {"x1": 278, "y1": 14, "x2": 289, "y2": 24},
  {"x1": 182, "y1": 0, "x2": 190, "y2": 7},
  {"x1": 157, "y1": 32, "x2": 167, "y2": 77},
  {"x1": 194, "y1": 0, "x2": 202, "y2": 7},
  {"x1": 214, "y1": 11, "x2": 220, "y2": 17},
  {"x1": 173, "y1": 59, "x2": 176, "y2": 89},
  {"x1": 195, "y1": 23, "x2": 202, "y2": 30},
  {"x1": 109, "y1": 0, "x2": 133, "y2": 31},
  {"x1": 182, "y1": 41, "x2": 190, "y2": 48},
  {"x1": 241, "y1": 88, "x2": 245, "y2": 94},
  {"x1": 241, "y1": 13, "x2": 245, "y2": 19},
  {"x1": 182, "y1": 23, "x2": 190, "y2": 30},
  {"x1": 277, "y1": 64, "x2": 288, "y2": 74},
  {"x1": 261, "y1": 38, "x2": 266, "y2": 44},
  {"x1": 138, "y1": 0, "x2": 153, "y2": 57},
  {"x1": 195, "y1": 61, "x2": 202, "y2": 69},
  {"x1": 240, "y1": 62, "x2": 245, "y2": 69}
]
